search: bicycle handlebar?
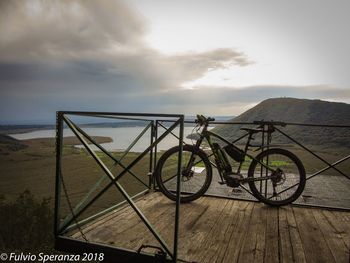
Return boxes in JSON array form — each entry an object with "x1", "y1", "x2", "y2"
[
  {"x1": 195, "y1": 116, "x2": 285, "y2": 127},
  {"x1": 196, "y1": 115, "x2": 215, "y2": 126}
]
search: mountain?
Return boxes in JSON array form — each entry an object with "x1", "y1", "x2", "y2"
[
  {"x1": 213, "y1": 98, "x2": 350, "y2": 149},
  {"x1": 0, "y1": 134, "x2": 27, "y2": 151}
]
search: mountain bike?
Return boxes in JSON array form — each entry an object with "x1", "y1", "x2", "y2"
[{"x1": 155, "y1": 115, "x2": 306, "y2": 206}]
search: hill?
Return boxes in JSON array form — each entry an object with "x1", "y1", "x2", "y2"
[
  {"x1": 0, "y1": 134, "x2": 27, "y2": 151},
  {"x1": 213, "y1": 98, "x2": 350, "y2": 150}
]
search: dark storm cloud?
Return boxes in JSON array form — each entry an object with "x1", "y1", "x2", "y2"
[
  {"x1": 0, "y1": 0, "x2": 145, "y2": 62},
  {"x1": 0, "y1": 0, "x2": 253, "y2": 123},
  {"x1": 0, "y1": 0, "x2": 250, "y2": 89}
]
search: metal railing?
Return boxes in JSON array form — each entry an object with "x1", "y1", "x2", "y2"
[
  {"x1": 55, "y1": 112, "x2": 349, "y2": 263},
  {"x1": 55, "y1": 111, "x2": 185, "y2": 262},
  {"x1": 154, "y1": 119, "x2": 350, "y2": 210}
]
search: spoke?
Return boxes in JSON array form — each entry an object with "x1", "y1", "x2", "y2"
[
  {"x1": 163, "y1": 173, "x2": 178, "y2": 184},
  {"x1": 193, "y1": 159, "x2": 202, "y2": 166}
]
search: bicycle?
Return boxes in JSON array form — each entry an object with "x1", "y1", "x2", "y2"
[{"x1": 155, "y1": 115, "x2": 306, "y2": 206}]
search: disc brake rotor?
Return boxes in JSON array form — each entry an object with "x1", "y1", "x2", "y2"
[{"x1": 272, "y1": 169, "x2": 286, "y2": 185}]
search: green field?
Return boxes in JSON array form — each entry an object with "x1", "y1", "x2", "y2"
[
  {"x1": 1, "y1": 137, "x2": 348, "y2": 202},
  {"x1": 0, "y1": 136, "x2": 152, "y2": 223},
  {"x1": 0, "y1": 135, "x2": 156, "y2": 253}
]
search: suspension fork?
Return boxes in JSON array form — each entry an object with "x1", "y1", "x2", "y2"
[{"x1": 183, "y1": 128, "x2": 206, "y2": 173}]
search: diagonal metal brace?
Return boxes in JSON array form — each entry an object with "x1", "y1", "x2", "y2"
[
  {"x1": 275, "y1": 127, "x2": 349, "y2": 179},
  {"x1": 74, "y1": 121, "x2": 151, "y2": 187},
  {"x1": 59, "y1": 121, "x2": 151, "y2": 228},
  {"x1": 269, "y1": 154, "x2": 350, "y2": 199},
  {"x1": 60, "y1": 116, "x2": 183, "y2": 259}
]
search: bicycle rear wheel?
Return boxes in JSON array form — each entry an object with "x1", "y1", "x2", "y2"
[
  {"x1": 155, "y1": 145, "x2": 212, "y2": 203},
  {"x1": 248, "y1": 148, "x2": 306, "y2": 206}
]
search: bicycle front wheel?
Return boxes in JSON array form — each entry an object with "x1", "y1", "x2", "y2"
[
  {"x1": 248, "y1": 148, "x2": 306, "y2": 206},
  {"x1": 155, "y1": 145, "x2": 212, "y2": 203}
]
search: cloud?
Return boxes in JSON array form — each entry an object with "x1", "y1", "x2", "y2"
[
  {"x1": 161, "y1": 48, "x2": 252, "y2": 87},
  {"x1": 0, "y1": 0, "x2": 145, "y2": 62},
  {"x1": 143, "y1": 85, "x2": 350, "y2": 113},
  {"x1": 0, "y1": 0, "x2": 250, "y2": 93}
]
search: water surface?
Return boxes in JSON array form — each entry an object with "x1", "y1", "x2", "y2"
[{"x1": 11, "y1": 126, "x2": 198, "y2": 152}]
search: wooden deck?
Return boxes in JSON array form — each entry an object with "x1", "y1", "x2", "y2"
[{"x1": 71, "y1": 192, "x2": 350, "y2": 263}]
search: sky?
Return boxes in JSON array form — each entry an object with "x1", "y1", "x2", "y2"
[{"x1": 0, "y1": 0, "x2": 349, "y2": 124}]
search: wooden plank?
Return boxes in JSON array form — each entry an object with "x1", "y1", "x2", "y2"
[
  {"x1": 235, "y1": 203, "x2": 267, "y2": 263},
  {"x1": 71, "y1": 192, "x2": 163, "y2": 238},
  {"x1": 278, "y1": 206, "x2": 306, "y2": 263},
  {"x1": 293, "y1": 207, "x2": 335, "y2": 263},
  {"x1": 221, "y1": 201, "x2": 255, "y2": 263},
  {"x1": 79, "y1": 193, "x2": 166, "y2": 245},
  {"x1": 68, "y1": 193, "x2": 350, "y2": 263},
  {"x1": 331, "y1": 210, "x2": 350, "y2": 251},
  {"x1": 312, "y1": 209, "x2": 349, "y2": 263},
  {"x1": 132, "y1": 196, "x2": 209, "y2": 256},
  {"x1": 70, "y1": 200, "x2": 138, "y2": 239},
  {"x1": 111, "y1": 193, "x2": 176, "y2": 250},
  {"x1": 178, "y1": 197, "x2": 229, "y2": 262},
  {"x1": 264, "y1": 207, "x2": 279, "y2": 263},
  {"x1": 278, "y1": 206, "x2": 293, "y2": 263},
  {"x1": 211, "y1": 200, "x2": 249, "y2": 263},
  {"x1": 196, "y1": 200, "x2": 235, "y2": 263}
]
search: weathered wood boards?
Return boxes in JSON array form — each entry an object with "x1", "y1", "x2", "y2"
[{"x1": 72, "y1": 192, "x2": 350, "y2": 262}]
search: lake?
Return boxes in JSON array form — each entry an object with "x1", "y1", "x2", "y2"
[{"x1": 11, "y1": 126, "x2": 200, "y2": 152}]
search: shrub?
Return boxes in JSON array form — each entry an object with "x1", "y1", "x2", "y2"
[{"x1": 0, "y1": 190, "x2": 54, "y2": 253}]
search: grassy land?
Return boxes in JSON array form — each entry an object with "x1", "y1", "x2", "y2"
[
  {"x1": 1, "y1": 135, "x2": 349, "y2": 217},
  {"x1": 0, "y1": 136, "x2": 151, "y2": 221},
  {"x1": 1, "y1": 136, "x2": 348, "y2": 203},
  {"x1": 0, "y1": 135, "x2": 154, "y2": 253}
]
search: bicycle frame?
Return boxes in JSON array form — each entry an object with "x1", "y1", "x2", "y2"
[{"x1": 189, "y1": 124, "x2": 278, "y2": 184}]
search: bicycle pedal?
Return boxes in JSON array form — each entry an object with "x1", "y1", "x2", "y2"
[{"x1": 218, "y1": 181, "x2": 226, "y2": 185}]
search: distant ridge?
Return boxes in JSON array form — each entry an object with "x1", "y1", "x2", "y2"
[
  {"x1": 214, "y1": 98, "x2": 350, "y2": 149},
  {"x1": 0, "y1": 134, "x2": 27, "y2": 151}
]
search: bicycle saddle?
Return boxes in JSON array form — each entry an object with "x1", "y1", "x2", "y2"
[{"x1": 240, "y1": 127, "x2": 262, "y2": 134}]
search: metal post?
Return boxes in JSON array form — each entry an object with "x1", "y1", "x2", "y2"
[
  {"x1": 54, "y1": 112, "x2": 63, "y2": 235},
  {"x1": 260, "y1": 125, "x2": 265, "y2": 195},
  {"x1": 153, "y1": 120, "x2": 159, "y2": 190},
  {"x1": 173, "y1": 115, "x2": 184, "y2": 262},
  {"x1": 149, "y1": 120, "x2": 154, "y2": 189}
]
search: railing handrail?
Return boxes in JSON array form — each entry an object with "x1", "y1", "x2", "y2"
[{"x1": 156, "y1": 119, "x2": 350, "y2": 128}]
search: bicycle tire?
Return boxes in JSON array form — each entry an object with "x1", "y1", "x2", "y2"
[
  {"x1": 155, "y1": 145, "x2": 212, "y2": 203},
  {"x1": 248, "y1": 148, "x2": 306, "y2": 206}
]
